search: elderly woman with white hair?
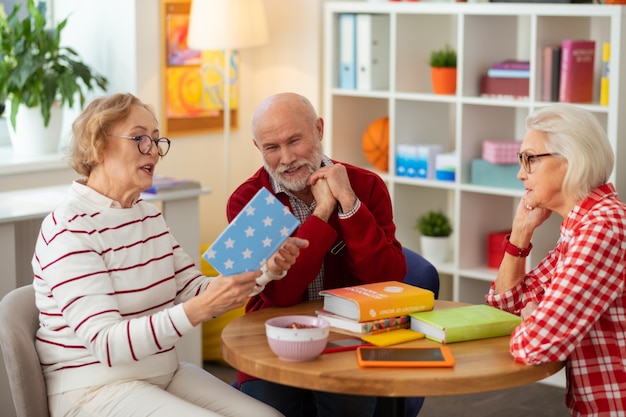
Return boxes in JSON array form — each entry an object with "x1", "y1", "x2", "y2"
[{"x1": 486, "y1": 103, "x2": 626, "y2": 417}]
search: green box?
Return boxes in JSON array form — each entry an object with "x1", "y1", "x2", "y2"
[{"x1": 470, "y1": 159, "x2": 524, "y2": 190}]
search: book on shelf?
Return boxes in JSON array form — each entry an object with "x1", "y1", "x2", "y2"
[
  {"x1": 409, "y1": 304, "x2": 522, "y2": 344},
  {"x1": 356, "y1": 13, "x2": 389, "y2": 91},
  {"x1": 552, "y1": 48, "x2": 563, "y2": 102},
  {"x1": 486, "y1": 68, "x2": 530, "y2": 78},
  {"x1": 338, "y1": 13, "x2": 357, "y2": 89},
  {"x1": 202, "y1": 187, "x2": 300, "y2": 275},
  {"x1": 144, "y1": 175, "x2": 201, "y2": 194},
  {"x1": 542, "y1": 46, "x2": 552, "y2": 102},
  {"x1": 542, "y1": 45, "x2": 562, "y2": 102},
  {"x1": 490, "y1": 59, "x2": 530, "y2": 70},
  {"x1": 319, "y1": 281, "x2": 435, "y2": 322},
  {"x1": 600, "y1": 42, "x2": 610, "y2": 106},
  {"x1": 558, "y1": 39, "x2": 595, "y2": 103},
  {"x1": 316, "y1": 309, "x2": 410, "y2": 335},
  {"x1": 480, "y1": 75, "x2": 529, "y2": 100}
]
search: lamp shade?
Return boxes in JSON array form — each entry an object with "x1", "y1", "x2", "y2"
[{"x1": 187, "y1": 0, "x2": 269, "y2": 51}]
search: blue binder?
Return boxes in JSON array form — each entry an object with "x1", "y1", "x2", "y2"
[{"x1": 338, "y1": 13, "x2": 356, "y2": 89}]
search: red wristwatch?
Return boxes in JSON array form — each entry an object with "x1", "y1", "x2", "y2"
[{"x1": 503, "y1": 234, "x2": 532, "y2": 257}]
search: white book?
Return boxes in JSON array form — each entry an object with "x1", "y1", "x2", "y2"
[{"x1": 356, "y1": 14, "x2": 389, "y2": 91}]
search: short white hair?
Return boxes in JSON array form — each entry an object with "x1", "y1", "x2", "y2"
[{"x1": 526, "y1": 104, "x2": 613, "y2": 201}]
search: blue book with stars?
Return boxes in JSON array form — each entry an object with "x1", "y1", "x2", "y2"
[{"x1": 202, "y1": 187, "x2": 300, "y2": 276}]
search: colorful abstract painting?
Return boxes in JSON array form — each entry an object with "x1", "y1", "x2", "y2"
[
  {"x1": 166, "y1": 14, "x2": 201, "y2": 66},
  {"x1": 161, "y1": 0, "x2": 238, "y2": 134}
]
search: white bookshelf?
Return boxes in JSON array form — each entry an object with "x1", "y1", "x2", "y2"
[{"x1": 323, "y1": 2, "x2": 626, "y2": 310}]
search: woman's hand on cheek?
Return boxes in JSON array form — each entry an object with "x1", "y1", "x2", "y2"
[{"x1": 514, "y1": 194, "x2": 551, "y2": 232}]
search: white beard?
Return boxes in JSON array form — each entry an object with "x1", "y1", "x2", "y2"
[{"x1": 265, "y1": 150, "x2": 323, "y2": 192}]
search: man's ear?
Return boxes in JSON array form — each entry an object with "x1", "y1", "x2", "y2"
[
  {"x1": 316, "y1": 117, "x2": 324, "y2": 141},
  {"x1": 253, "y1": 137, "x2": 260, "y2": 150}
]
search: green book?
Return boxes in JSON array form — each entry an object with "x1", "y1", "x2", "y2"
[{"x1": 409, "y1": 304, "x2": 521, "y2": 344}]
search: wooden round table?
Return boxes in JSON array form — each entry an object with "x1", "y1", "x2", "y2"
[{"x1": 221, "y1": 300, "x2": 564, "y2": 397}]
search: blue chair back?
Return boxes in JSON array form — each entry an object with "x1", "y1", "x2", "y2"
[{"x1": 402, "y1": 247, "x2": 439, "y2": 300}]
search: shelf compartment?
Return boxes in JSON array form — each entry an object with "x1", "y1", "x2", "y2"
[
  {"x1": 326, "y1": 95, "x2": 389, "y2": 171},
  {"x1": 457, "y1": 191, "x2": 517, "y2": 271},
  {"x1": 392, "y1": 182, "x2": 454, "y2": 259},
  {"x1": 462, "y1": 14, "x2": 531, "y2": 99},
  {"x1": 459, "y1": 104, "x2": 527, "y2": 186},
  {"x1": 395, "y1": 13, "x2": 457, "y2": 94},
  {"x1": 455, "y1": 275, "x2": 492, "y2": 305}
]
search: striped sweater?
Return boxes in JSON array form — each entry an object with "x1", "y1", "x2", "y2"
[{"x1": 33, "y1": 181, "x2": 210, "y2": 395}]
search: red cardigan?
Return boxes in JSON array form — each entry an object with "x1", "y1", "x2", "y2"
[{"x1": 226, "y1": 161, "x2": 406, "y2": 313}]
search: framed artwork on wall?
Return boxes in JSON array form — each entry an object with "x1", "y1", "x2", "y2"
[{"x1": 160, "y1": 0, "x2": 238, "y2": 136}]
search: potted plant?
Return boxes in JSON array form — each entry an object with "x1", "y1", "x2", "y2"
[
  {"x1": 0, "y1": 0, "x2": 108, "y2": 156},
  {"x1": 429, "y1": 44, "x2": 457, "y2": 95},
  {"x1": 415, "y1": 210, "x2": 453, "y2": 263}
]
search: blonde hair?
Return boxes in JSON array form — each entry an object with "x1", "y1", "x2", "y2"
[{"x1": 69, "y1": 93, "x2": 156, "y2": 177}]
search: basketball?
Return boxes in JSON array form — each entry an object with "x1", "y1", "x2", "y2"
[{"x1": 362, "y1": 116, "x2": 389, "y2": 171}]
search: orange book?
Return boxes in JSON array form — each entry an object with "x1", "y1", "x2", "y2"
[{"x1": 319, "y1": 281, "x2": 435, "y2": 322}]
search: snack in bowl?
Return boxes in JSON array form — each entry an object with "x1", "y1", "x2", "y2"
[{"x1": 265, "y1": 315, "x2": 330, "y2": 362}]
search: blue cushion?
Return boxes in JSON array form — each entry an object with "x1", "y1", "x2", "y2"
[{"x1": 402, "y1": 247, "x2": 439, "y2": 300}]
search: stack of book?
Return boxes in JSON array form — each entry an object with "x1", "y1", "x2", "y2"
[
  {"x1": 480, "y1": 59, "x2": 530, "y2": 100},
  {"x1": 317, "y1": 281, "x2": 435, "y2": 337}
]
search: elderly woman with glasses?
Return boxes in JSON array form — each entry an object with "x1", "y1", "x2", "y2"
[
  {"x1": 486, "y1": 103, "x2": 626, "y2": 416},
  {"x1": 33, "y1": 93, "x2": 307, "y2": 417}
]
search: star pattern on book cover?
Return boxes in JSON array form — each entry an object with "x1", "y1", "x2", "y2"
[{"x1": 202, "y1": 187, "x2": 300, "y2": 275}]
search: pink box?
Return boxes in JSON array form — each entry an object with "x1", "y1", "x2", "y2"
[{"x1": 482, "y1": 141, "x2": 521, "y2": 165}]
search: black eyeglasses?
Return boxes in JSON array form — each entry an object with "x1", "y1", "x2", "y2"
[
  {"x1": 517, "y1": 152, "x2": 556, "y2": 174},
  {"x1": 108, "y1": 134, "x2": 171, "y2": 157}
]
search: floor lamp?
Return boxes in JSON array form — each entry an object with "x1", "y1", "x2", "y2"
[{"x1": 187, "y1": 0, "x2": 269, "y2": 194}]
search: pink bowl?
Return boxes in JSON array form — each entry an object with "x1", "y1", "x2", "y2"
[{"x1": 265, "y1": 315, "x2": 330, "y2": 362}]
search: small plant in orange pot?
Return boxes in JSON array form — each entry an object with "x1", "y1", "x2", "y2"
[{"x1": 430, "y1": 44, "x2": 457, "y2": 95}]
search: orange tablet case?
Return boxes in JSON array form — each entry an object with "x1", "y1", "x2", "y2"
[{"x1": 356, "y1": 346, "x2": 455, "y2": 368}]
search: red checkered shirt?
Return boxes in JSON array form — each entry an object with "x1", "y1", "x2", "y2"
[{"x1": 486, "y1": 183, "x2": 626, "y2": 417}]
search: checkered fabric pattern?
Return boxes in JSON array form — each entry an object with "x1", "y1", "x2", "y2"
[{"x1": 486, "y1": 183, "x2": 626, "y2": 416}]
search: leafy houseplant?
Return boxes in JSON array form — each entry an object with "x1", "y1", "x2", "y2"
[
  {"x1": 0, "y1": 0, "x2": 108, "y2": 130},
  {"x1": 416, "y1": 210, "x2": 453, "y2": 263},
  {"x1": 429, "y1": 44, "x2": 457, "y2": 95},
  {"x1": 415, "y1": 210, "x2": 453, "y2": 237}
]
